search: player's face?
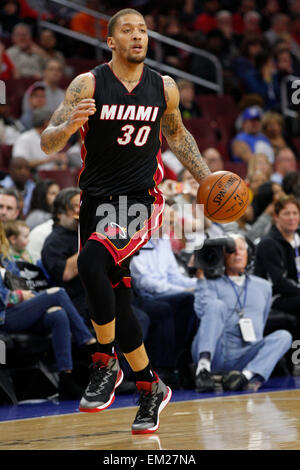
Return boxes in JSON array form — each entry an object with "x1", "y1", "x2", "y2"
[{"x1": 109, "y1": 14, "x2": 148, "y2": 64}]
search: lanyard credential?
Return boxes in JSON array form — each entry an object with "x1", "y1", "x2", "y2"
[{"x1": 227, "y1": 275, "x2": 249, "y2": 318}]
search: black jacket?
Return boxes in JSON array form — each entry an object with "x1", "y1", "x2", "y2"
[{"x1": 254, "y1": 225, "x2": 300, "y2": 297}]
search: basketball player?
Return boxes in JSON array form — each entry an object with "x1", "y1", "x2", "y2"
[{"x1": 40, "y1": 8, "x2": 211, "y2": 434}]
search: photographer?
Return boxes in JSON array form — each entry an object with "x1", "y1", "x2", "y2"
[{"x1": 192, "y1": 233, "x2": 292, "y2": 393}]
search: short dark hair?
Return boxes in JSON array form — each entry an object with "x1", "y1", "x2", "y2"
[
  {"x1": 0, "y1": 187, "x2": 21, "y2": 209},
  {"x1": 274, "y1": 194, "x2": 300, "y2": 215},
  {"x1": 108, "y1": 8, "x2": 144, "y2": 36},
  {"x1": 52, "y1": 187, "x2": 80, "y2": 224}
]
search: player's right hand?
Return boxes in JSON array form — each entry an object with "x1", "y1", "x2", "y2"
[{"x1": 65, "y1": 98, "x2": 96, "y2": 135}]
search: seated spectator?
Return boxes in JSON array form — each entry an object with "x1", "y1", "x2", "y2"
[
  {"x1": 38, "y1": 29, "x2": 65, "y2": 68},
  {"x1": 248, "y1": 169, "x2": 269, "y2": 200},
  {"x1": 0, "y1": 41, "x2": 17, "y2": 80},
  {"x1": 12, "y1": 108, "x2": 68, "y2": 171},
  {"x1": 20, "y1": 81, "x2": 47, "y2": 130},
  {"x1": 130, "y1": 225, "x2": 200, "y2": 356},
  {"x1": 247, "y1": 152, "x2": 273, "y2": 181},
  {"x1": 0, "y1": 103, "x2": 24, "y2": 145},
  {"x1": 26, "y1": 218, "x2": 53, "y2": 264},
  {"x1": 4, "y1": 219, "x2": 33, "y2": 262},
  {"x1": 25, "y1": 179, "x2": 60, "y2": 230},
  {"x1": 177, "y1": 79, "x2": 202, "y2": 120},
  {"x1": 275, "y1": 47, "x2": 300, "y2": 79},
  {"x1": 231, "y1": 106, "x2": 274, "y2": 163},
  {"x1": 242, "y1": 51, "x2": 280, "y2": 111},
  {"x1": 70, "y1": 0, "x2": 108, "y2": 39},
  {"x1": 41, "y1": 187, "x2": 89, "y2": 319},
  {"x1": 0, "y1": 0, "x2": 21, "y2": 37},
  {"x1": 243, "y1": 11, "x2": 263, "y2": 37},
  {"x1": 6, "y1": 23, "x2": 46, "y2": 78},
  {"x1": 193, "y1": 0, "x2": 219, "y2": 34},
  {"x1": 261, "y1": 111, "x2": 295, "y2": 155},
  {"x1": 282, "y1": 171, "x2": 300, "y2": 201},
  {"x1": 0, "y1": 219, "x2": 97, "y2": 399},
  {"x1": 271, "y1": 147, "x2": 297, "y2": 184},
  {"x1": 251, "y1": 180, "x2": 284, "y2": 220},
  {"x1": 265, "y1": 14, "x2": 292, "y2": 47},
  {"x1": 0, "y1": 187, "x2": 21, "y2": 222},
  {"x1": 260, "y1": 0, "x2": 281, "y2": 31},
  {"x1": 0, "y1": 158, "x2": 35, "y2": 217},
  {"x1": 22, "y1": 59, "x2": 65, "y2": 115},
  {"x1": 202, "y1": 147, "x2": 224, "y2": 173},
  {"x1": 232, "y1": 0, "x2": 258, "y2": 33},
  {"x1": 233, "y1": 36, "x2": 265, "y2": 83},
  {"x1": 192, "y1": 233, "x2": 292, "y2": 393},
  {"x1": 254, "y1": 195, "x2": 300, "y2": 318}
]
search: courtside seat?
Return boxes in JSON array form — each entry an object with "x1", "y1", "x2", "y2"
[
  {"x1": 38, "y1": 169, "x2": 79, "y2": 188},
  {"x1": 195, "y1": 94, "x2": 238, "y2": 120}
]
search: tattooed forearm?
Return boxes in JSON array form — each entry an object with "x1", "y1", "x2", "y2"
[
  {"x1": 167, "y1": 129, "x2": 211, "y2": 182},
  {"x1": 162, "y1": 109, "x2": 211, "y2": 182}
]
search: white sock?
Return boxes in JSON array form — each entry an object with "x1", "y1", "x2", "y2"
[
  {"x1": 196, "y1": 358, "x2": 211, "y2": 375},
  {"x1": 242, "y1": 369, "x2": 254, "y2": 381}
]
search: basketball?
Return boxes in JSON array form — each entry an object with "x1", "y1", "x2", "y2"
[{"x1": 197, "y1": 171, "x2": 250, "y2": 223}]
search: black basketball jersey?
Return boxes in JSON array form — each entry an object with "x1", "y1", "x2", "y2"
[{"x1": 78, "y1": 63, "x2": 167, "y2": 197}]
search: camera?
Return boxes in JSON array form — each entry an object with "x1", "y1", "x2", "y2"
[{"x1": 193, "y1": 237, "x2": 237, "y2": 279}]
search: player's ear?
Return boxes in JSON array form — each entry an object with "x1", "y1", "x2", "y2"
[{"x1": 107, "y1": 36, "x2": 115, "y2": 51}]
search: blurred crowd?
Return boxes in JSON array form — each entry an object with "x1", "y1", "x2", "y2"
[{"x1": 0, "y1": 0, "x2": 300, "y2": 402}]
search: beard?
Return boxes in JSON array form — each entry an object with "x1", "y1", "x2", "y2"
[{"x1": 127, "y1": 51, "x2": 147, "y2": 64}]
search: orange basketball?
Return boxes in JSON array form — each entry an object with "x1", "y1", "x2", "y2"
[{"x1": 197, "y1": 171, "x2": 250, "y2": 223}]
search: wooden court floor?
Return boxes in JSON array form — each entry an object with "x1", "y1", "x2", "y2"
[{"x1": 0, "y1": 389, "x2": 300, "y2": 450}]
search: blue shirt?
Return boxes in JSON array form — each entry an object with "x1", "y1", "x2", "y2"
[
  {"x1": 130, "y1": 237, "x2": 197, "y2": 296},
  {"x1": 231, "y1": 132, "x2": 274, "y2": 163}
]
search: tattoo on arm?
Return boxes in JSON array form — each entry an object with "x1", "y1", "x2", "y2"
[{"x1": 162, "y1": 110, "x2": 211, "y2": 182}]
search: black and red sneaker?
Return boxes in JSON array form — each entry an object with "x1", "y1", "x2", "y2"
[
  {"x1": 79, "y1": 352, "x2": 123, "y2": 412},
  {"x1": 131, "y1": 373, "x2": 172, "y2": 434}
]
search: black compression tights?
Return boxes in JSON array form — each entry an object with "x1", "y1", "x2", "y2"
[{"x1": 77, "y1": 240, "x2": 143, "y2": 353}]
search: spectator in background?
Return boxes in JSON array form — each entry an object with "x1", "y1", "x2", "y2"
[
  {"x1": 41, "y1": 187, "x2": 89, "y2": 319},
  {"x1": 271, "y1": 147, "x2": 298, "y2": 184},
  {"x1": 0, "y1": 158, "x2": 35, "y2": 217},
  {"x1": 0, "y1": 0, "x2": 21, "y2": 37},
  {"x1": 247, "y1": 152, "x2": 273, "y2": 182},
  {"x1": 251, "y1": 180, "x2": 284, "y2": 220},
  {"x1": 25, "y1": 179, "x2": 60, "y2": 230},
  {"x1": 13, "y1": 108, "x2": 68, "y2": 172},
  {"x1": 243, "y1": 11, "x2": 262, "y2": 37},
  {"x1": 282, "y1": 171, "x2": 300, "y2": 201},
  {"x1": 0, "y1": 219, "x2": 97, "y2": 400},
  {"x1": 260, "y1": 0, "x2": 281, "y2": 31},
  {"x1": 193, "y1": 0, "x2": 219, "y2": 34},
  {"x1": 20, "y1": 81, "x2": 47, "y2": 130},
  {"x1": 233, "y1": 36, "x2": 266, "y2": 84},
  {"x1": 242, "y1": 51, "x2": 280, "y2": 111},
  {"x1": 202, "y1": 147, "x2": 224, "y2": 173},
  {"x1": 6, "y1": 23, "x2": 46, "y2": 78},
  {"x1": 0, "y1": 103, "x2": 24, "y2": 145},
  {"x1": 0, "y1": 187, "x2": 21, "y2": 222},
  {"x1": 265, "y1": 14, "x2": 291, "y2": 47},
  {"x1": 161, "y1": 17, "x2": 187, "y2": 69},
  {"x1": 177, "y1": 79, "x2": 202, "y2": 120},
  {"x1": 0, "y1": 42, "x2": 17, "y2": 80},
  {"x1": 70, "y1": 0, "x2": 108, "y2": 39},
  {"x1": 192, "y1": 232, "x2": 292, "y2": 393},
  {"x1": 261, "y1": 111, "x2": 293, "y2": 155},
  {"x1": 231, "y1": 106, "x2": 274, "y2": 163},
  {"x1": 254, "y1": 195, "x2": 300, "y2": 319},
  {"x1": 38, "y1": 29, "x2": 65, "y2": 67},
  {"x1": 27, "y1": 218, "x2": 54, "y2": 263},
  {"x1": 4, "y1": 219, "x2": 33, "y2": 262},
  {"x1": 22, "y1": 60, "x2": 65, "y2": 115},
  {"x1": 232, "y1": 0, "x2": 258, "y2": 34}
]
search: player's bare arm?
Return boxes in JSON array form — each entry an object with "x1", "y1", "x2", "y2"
[
  {"x1": 161, "y1": 76, "x2": 211, "y2": 183},
  {"x1": 40, "y1": 73, "x2": 96, "y2": 154}
]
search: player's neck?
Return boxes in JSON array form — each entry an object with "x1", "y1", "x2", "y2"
[{"x1": 108, "y1": 59, "x2": 144, "y2": 90}]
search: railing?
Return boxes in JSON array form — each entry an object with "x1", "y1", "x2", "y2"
[{"x1": 39, "y1": 0, "x2": 224, "y2": 94}]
